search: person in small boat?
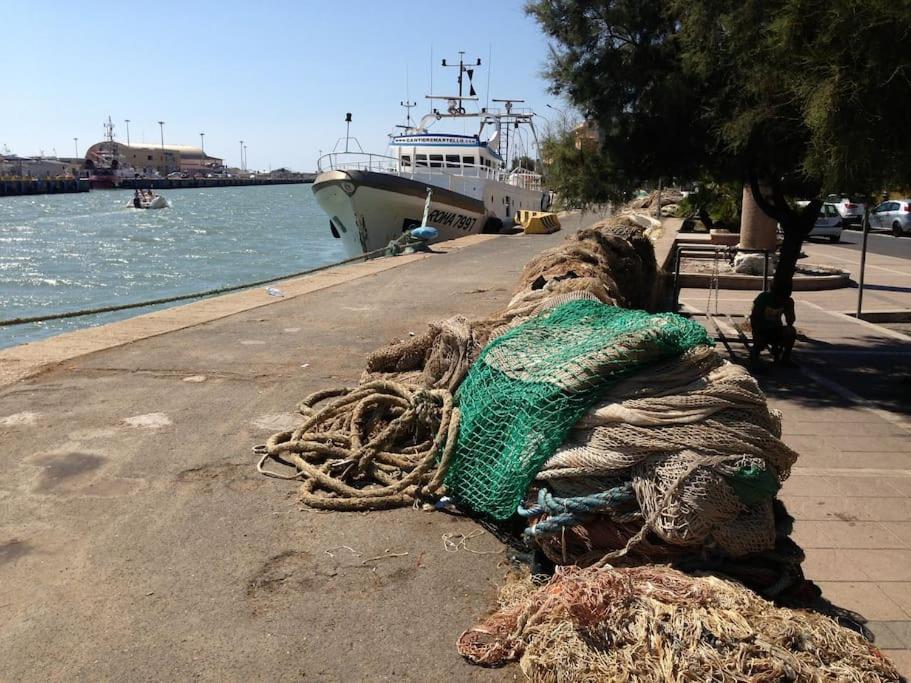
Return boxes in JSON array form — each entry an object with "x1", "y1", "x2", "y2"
[{"x1": 133, "y1": 189, "x2": 141, "y2": 208}]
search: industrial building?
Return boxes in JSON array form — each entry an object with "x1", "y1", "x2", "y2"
[{"x1": 83, "y1": 141, "x2": 224, "y2": 176}]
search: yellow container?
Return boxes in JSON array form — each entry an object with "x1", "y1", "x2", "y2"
[{"x1": 515, "y1": 210, "x2": 561, "y2": 234}]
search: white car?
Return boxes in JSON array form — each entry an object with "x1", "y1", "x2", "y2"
[
  {"x1": 869, "y1": 199, "x2": 911, "y2": 236},
  {"x1": 791, "y1": 201, "x2": 844, "y2": 242},
  {"x1": 809, "y1": 203, "x2": 844, "y2": 242},
  {"x1": 825, "y1": 194, "x2": 866, "y2": 225}
]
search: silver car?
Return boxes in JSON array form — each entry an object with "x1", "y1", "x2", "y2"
[
  {"x1": 825, "y1": 194, "x2": 866, "y2": 224},
  {"x1": 869, "y1": 199, "x2": 911, "y2": 236}
]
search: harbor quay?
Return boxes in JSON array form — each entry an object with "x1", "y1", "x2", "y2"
[
  {"x1": 0, "y1": 218, "x2": 909, "y2": 678},
  {"x1": 118, "y1": 174, "x2": 315, "y2": 190},
  {"x1": 0, "y1": 177, "x2": 89, "y2": 196},
  {"x1": 0, "y1": 175, "x2": 314, "y2": 197}
]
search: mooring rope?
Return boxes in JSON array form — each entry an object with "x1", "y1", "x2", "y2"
[
  {"x1": 257, "y1": 380, "x2": 459, "y2": 511},
  {"x1": 0, "y1": 245, "x2": 391, "y2": 328}
]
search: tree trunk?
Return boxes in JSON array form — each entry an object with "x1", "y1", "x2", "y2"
[
  {"x1": 747, "y1": 172, "x2": 819, "y2": 305},
  {"x1": 738, "y1": 184, "x2": 778, "y2": 250},
  {"x1": 772, "y1": 218, "x2": 806, "y2": 299}
]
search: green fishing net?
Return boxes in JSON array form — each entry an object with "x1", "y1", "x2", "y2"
[{"x1": 445, "y1": 300, "x2": 713, "y2": 520}]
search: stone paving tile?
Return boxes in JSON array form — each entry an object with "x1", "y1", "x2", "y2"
[
  {"x1": 879, "y1": 584, "x2": 911, "y2": 617},
  {"x1": 815, "y1": 584, "x2": 911, "y2": 620},
  {"x1": 781, "y1": 474, "x2": 907, "y2": 499},
  {"x1": 801, "y1": 549, "x2": 871, "y2": 581},
  {"x1": 886, "y1": 620, "x2": 911, "y2": 649},
  {"x1": 781, "y1": 496, "x2": 911, "y2": 523},
  {"x1": 865, "y1": 622, "x2": 907, "y2": 649},
  {"x1": 793, "y1": 452, "x2": 911, "y2": 470},
  {"x1": 881, "y1": 523, "x2": 911, "y2": 546},
  {"x1": 827, "y1": 436, "x2": 910, "y2": 453},
  {"x1": 885, "y1": 477, "x2": 911, "y2": 497},
  {"x1": 780, "y1": 434, "x2": 836, "y2": 455},
  {"x1": 853, "y1": 550, "x2": 911, "y2": 582},
  {"x1": 781, "y1": 421, "x2": 910, "y2": 437},
  {"x1": 768, "y1": 405, "x2": 874, "y2": 423},
  {"x1": 792, "y1": 520, "x2": 904, "y2": 550}
]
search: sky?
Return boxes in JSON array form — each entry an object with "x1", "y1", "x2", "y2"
[{"x1": 0, "y1": 1, "x2": 565, "y2": 171}]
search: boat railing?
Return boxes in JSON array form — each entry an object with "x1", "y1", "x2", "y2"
[
  {"x1": 317, "y1": 152, "x2": 399, "y2": 173},
  {"x1": 317, "y1": 152, "x2": 544, "y2": 192},
  {"x1": 398, "y1": 161, "x2": 543, "y2": 190}
]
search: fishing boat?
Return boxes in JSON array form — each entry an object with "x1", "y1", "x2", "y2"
[
  {"x1": 86, "y1": 116, "x2": 133, "y2": 189},
  {"x1": 312, "y1": 56, "x2": 548, "y2": 256}
]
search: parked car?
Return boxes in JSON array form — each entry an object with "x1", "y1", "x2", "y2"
[
  {"x1": 811, "y1": 203, "x2": 844, "y2": 242},
  {"x1": 869, "y1": 199, "x2": 911, "y2": 236},
  {"x1": 793, "y1": 201, "x2": 844, "y2": 242},
  {"x1": 825, "y1": 194, "x2": 866, "y2": 225}
]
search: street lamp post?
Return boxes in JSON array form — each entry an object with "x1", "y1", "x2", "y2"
[
  {"x1": 73, "y1": 137, "x2": 78, "y2": 157},
  {"x1": 157, "y1": 121, "x2": 165, "y2": 174},
  {"x1": 239, "y1": 140, "x2": 244, "y2": 171},
  {"x1": 545, "y1": 103, "x2": 568, "y2": 128},
  {"x1": 244, "y1": 145, "x2": 248, "y2": 173},
  {"x1": 199, "y1": 132, "x2": 205, "y2": 154},
  {"x1": 125, "y1": 119, "x2": 131, "y2": 146}
]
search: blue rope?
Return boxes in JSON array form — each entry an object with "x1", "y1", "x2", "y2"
[{"x1": 518, "y1": 485, "x2": 636, "y2": 540}]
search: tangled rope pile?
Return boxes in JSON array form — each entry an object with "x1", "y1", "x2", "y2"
[
  {"x1": 257, "y1": 381, "x2": 458, "y2": 510},
  {"x1": 360, "y1": 316, "x2": 484, "y2": 393},
  {"x1": 457, "y1": 565, "x2": 898, "y2": 681}
]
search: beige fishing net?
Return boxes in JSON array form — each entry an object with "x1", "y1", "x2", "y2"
[
  {"x1": 530, "y1": 345, "x2": 799, "y2": 559},
  {"x1": 458, "y1": 565, "x2": 899, "y2": 681}
]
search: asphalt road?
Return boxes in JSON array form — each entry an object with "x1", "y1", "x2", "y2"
[{"x1": 823, "y1": 227, "x2": 911, "y2": 259}]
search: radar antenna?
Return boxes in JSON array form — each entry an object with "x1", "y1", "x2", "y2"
[{"x1": 441, "y1": 51, "x2": 482, "y2": 114}]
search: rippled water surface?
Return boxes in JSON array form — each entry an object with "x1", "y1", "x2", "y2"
[{"x1": 0, "y1": 184, "x2": 344, "y2": 348}]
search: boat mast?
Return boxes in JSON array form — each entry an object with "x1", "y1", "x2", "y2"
[
  {"x1": 492, "y1": 99, "x2": 524, "y2": 169},
  {"x1": 441, "y1": 52, "x2": 481, "y2": 115},
  {"x1": 399, "y1": 100, "x2": 416, "y2": 129}
]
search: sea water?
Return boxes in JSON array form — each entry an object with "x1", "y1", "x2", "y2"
[{"x1": 0, "y1": 184, "x2": 346, "y2": 349}]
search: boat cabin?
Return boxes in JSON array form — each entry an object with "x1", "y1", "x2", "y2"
[{"x1": 390, "y1": 133, "x2": 502, "y2": 178}]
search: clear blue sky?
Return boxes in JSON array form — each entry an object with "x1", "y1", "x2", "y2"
[{"x1": 1, "y1": 1, "x2": 564, "y2": 171}]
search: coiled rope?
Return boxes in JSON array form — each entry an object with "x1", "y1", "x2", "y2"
[
  {"x1": 256, "y1": 380, "x2": 459, "y2": 511},
  {"x1": 0, "y1": 245, "x2": 390, "y2": 327},
  {"x1": 518, "y1": 485, "x2": 637, "y2": 540}
]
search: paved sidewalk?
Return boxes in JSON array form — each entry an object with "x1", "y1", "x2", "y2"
[{"x1": 680, "y1": 236, "x2": 911, "y2": 675}]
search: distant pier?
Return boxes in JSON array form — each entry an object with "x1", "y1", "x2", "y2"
[
  {"x1": 0, "y1": 177, "x2": 90, "y2": 197},
  {"x1": 0, "y1": 175, "x2": 315, "y2": 197},
  {"x1": 118, "y1": 175, "x2": 315, "y2": 190}
]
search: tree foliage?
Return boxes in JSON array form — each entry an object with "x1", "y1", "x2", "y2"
[
  {"x1": 540, "y1": 128, "x2": 628, "y2": 209},
  {"x1": 529, "y1": 0, "x2": 911, "y2": 296}
]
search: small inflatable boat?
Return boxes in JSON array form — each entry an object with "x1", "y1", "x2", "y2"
[{"x1": 129, "y1": 193, "x2": 169, "y2": 210}]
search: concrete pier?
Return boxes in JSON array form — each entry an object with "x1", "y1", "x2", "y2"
[
  {"x1": 1, "y1": 217, "x2": 909, "y2": 678},
  {"x1": 117, "y1": 175, "x2": 315, "y2": 190},
  {"x1": 0, "y1": 177, "x2": 89, "y2": 196}
]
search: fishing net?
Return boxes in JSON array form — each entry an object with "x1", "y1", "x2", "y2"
[
  {"x1": 513, "y1": 224, "x2": 655, "y2": 312},
  {"x1": 529, "y1": 346, "x2": 799, "y2": 560},
  {"x1": 457, "y1": 565, "x2": 899, "y2": 681},
  {"x1": 445, "y1": 299, "x2": 712, "y2": 520}
]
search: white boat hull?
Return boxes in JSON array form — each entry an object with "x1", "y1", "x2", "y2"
[{"x1": 312, "y1": 170, "x2": 490, "y2": 256}]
